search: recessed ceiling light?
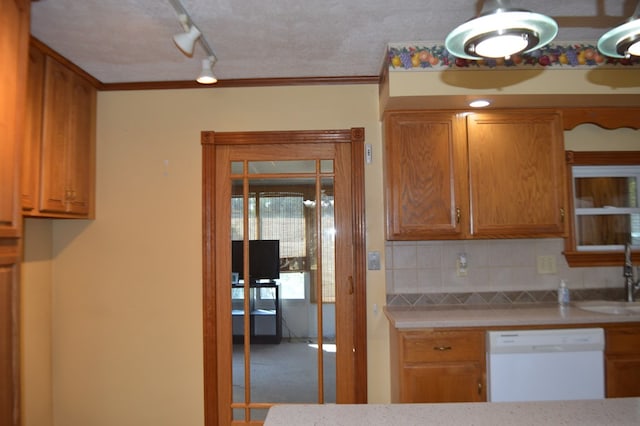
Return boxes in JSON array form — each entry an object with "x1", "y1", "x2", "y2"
[{"x1": 469, "y1": 100, "x2": 491, "y2": 108}]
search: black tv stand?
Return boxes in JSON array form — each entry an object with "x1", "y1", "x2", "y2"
[{"x1": 232, "y1": 281, "x2": 281, "y2": 344}]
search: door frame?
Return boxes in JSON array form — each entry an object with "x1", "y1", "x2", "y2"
[{"x1": 201, "y1": 128, "x2": 367, "y2": 425}]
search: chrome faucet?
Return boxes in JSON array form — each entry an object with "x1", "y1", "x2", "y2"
[{"x1": 623, "y1": 243, "x2": 640, "y2": 302}]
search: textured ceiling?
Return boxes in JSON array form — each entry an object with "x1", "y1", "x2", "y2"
[{"x1": 30, "y1": 0, "x2": 637, "y2": 84}]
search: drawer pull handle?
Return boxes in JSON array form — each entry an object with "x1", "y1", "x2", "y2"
[{"x1": 433, "y1": 345, "x2": 452, "y2": 351}]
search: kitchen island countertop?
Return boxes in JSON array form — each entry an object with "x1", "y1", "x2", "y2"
[{"x1": 264, "y1": 398, "x2": 640, "y2": 426}]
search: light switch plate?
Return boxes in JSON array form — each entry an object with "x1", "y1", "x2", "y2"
[{"x1": 367, "y1": 251, "x2": 380, "y2": 270}]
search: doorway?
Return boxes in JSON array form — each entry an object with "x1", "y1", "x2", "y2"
[{"x1": 202, "y1": 129, "x2": 367, "y2": 425}]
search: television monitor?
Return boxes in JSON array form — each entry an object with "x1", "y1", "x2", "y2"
[{"x1": 231, "y1": 240, "x2": 280, "y2": 283}]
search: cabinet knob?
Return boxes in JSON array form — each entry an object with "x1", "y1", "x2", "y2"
[
  {"x1": 455, "y1": 208, "x2": 461, "y2": 224},
  {"x1": 433, "y1": 345, "x2": 452, "y2": 351}
]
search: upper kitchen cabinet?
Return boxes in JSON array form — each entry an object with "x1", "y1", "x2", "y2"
[
  {"x1": 467, "y1": 111, "x2": 566, "y2": 238},
  {"x1": 22, "y1": 40, "x2": 97, "y2": 218},
  {"x1": 383, "y1": 110, "x2": 567, "y2": 240},
  {"x1": 384, "y1": 111, "x2": 468, "y2": 240}
]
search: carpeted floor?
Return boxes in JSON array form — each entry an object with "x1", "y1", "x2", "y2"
[{"x1": 232, "y1": 341, "x2": 336, "y2": 405}]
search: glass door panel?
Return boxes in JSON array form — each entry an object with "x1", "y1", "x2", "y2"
[{"x1": 230, "y1": 161, "x2": 336, "y2": 422}]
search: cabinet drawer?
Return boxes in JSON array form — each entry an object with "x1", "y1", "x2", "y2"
[
  {"x1": 402, "y1": 330, "x2": 483, "y2": 363},
  {"x1": 606, "y1": 327, "x2": 640, "y2": 356}
]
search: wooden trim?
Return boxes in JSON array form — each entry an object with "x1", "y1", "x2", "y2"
[
  {"x1": 561, "y1": 107, "x2": 640, "y2": 130},
  {"x1": 202, "y1": 128, "x2": 368, "y2": 425},
  {"x1": 566, "y1": 151, "x2": 640, "y2": 165},
  {"x1": 30, "y1": 37, "x2": 102, "y2": 89},
  {"x1": 201, "y1": 129, "x2": 359, "y2": 146},
  {"x1": 350, "y1": 128, "x2": 368, "y2": 403},
  {"x1": 202, "y1": 141, "x2": 218, "y2": 426},
  {"x1": 101, "y1": 75, "x2": 378, "y2": 91}
]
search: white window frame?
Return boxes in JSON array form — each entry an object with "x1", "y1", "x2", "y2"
[{"x1": 572, "y1": 165, "x2": 640, "y2": 251}]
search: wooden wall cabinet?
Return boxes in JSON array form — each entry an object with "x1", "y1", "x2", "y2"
[
  {"x1": 605, "y1": 325, "x2": 640, "y2": 398},
  {"x1": 22, "y1": 42, "x2": 96, "y2": 218},
  {"x1": 390, "y1": 327, "x2": 485, "y2": 403},
  {"x1": 384, "y1": 110, "x2": 567, "y2": 240},
  {"x1": 1, "y1": 1, "x2": 30, "y2": 424}
]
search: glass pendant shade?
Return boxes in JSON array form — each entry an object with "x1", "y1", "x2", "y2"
[
  {"x1": 445, "y1": 1, "x2": 558, "y2": 60},
  {"x1": 597, "y1": 6, "x2": 640, "y2": 59}
]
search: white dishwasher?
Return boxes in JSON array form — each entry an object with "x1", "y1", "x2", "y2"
[{"x1": 487, "y1": 328, "x2": 605, "y2": 402}]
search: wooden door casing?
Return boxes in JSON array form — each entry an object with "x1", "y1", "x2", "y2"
[{"x1": 202, "y1": 129, "x2": 366, "y2": 426}]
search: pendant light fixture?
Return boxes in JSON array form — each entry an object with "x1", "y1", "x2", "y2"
[
  {"x1": 445, "y1": 0, "x2": 558, "y2": 60},
  {"x1": 598, "y1": 1, "x2": 640, "y2": 58}
]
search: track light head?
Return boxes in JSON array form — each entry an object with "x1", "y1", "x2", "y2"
[
  {"x1": 173, "y1": 24, "x2": 201, "y2": 57},
  {"x1": 197, "y1": 57, "x2": 217, "y2": 84}
]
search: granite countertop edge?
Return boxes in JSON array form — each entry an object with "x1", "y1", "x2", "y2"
[{"x1": 383, "y1": 302, "x2": 640, "y2": 329}]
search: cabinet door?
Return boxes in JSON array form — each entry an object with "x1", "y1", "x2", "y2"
[
  {"x1": 0, "y1": 0, "x2": 28, "y2": 239},
  {"x1": 40, "y1": 57, "x2": 73, "y2": 213},
  {"x1": 606, "y1": 357, "x2": 640, "y2": 397},
  {"x1": 66, "y1": 72, "x2": 96, "y2": 216},
  {"x1": 606, "y1": 326, "x2": 640, "y2": 397},
  {"x1": 401, "y1": 362, "x2": 484, "y2": 403},
  {"x1": 21, "y1": 45, "x2": 45, "y2": 212},
  {"x1": 40, "y1": 56, "x2": 95, "y2": 216},
  {"x1": 467, "y1": 111, "x2": 566, "y2": 238},
  {"x1": 384, "y1": 112, "x2": 468, "y2": 240}
]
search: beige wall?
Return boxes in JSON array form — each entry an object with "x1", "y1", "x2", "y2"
[
  {"x1": 34, "y1": 85, "x2": 385, "y2": 426},
  {"x1": 21, "y1": 219, "x2": 53, "y2": 426},
  {"x1": 20, "y1": 71, "x2": 639, "y2": 426}
]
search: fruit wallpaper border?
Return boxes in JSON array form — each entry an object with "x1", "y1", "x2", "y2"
[{"x1": 387, "y1": 42, "x2": 640, "y2": 70}]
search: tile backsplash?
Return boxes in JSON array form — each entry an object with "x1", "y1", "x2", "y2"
[{"x1": 385, "y1": 238, "x2": 622, "y2": 296}]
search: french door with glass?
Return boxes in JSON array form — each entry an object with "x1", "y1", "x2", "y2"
[{"x1": 202, "y1": 129, "x2": 366, "y2": 426}]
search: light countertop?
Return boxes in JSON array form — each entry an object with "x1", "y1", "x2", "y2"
[
  {"x1": 384, "y1": 302, "x2": 640, "y2": 329},
  {"x1": 264, "y1": 398, "x2": 640, "y2": 425}
]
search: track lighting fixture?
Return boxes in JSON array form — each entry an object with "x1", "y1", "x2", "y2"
[
  {"x1": 445, "y1": 0, "x2": 558, "y2": 60},
  {"x1": 598, "y1": 1, "x2": 640, "y2": 58},
  {"x1": 173, "y1": 20, "x2": 201, "y2": 57},
  {"x1": 197, "y1": 57, "x2": 217, "y2": 84},
  {"x1": 168, "y1": 0, "x2": 218, "y2": 84}
]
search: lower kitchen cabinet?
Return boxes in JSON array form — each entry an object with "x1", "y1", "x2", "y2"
[
  {"x1": 391, "y1": 323, "x2": 640, "y2": 403},
  {"x1": 390, "y1": 328, "x2": 485, "y2": 403},
  {"x1": 605, "y1": 325, "x2": 640, "y2": 398}
]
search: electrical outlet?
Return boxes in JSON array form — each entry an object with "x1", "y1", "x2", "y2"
[
  {"x1": 537, "y1": 255, "x2": 557, "y2": 274},
  {"x1": 456, "y1": 259, "x2": 468, "y2": 277},
  {"x1": 456, "y1": 252, "x2": 468, "y2": 277}
]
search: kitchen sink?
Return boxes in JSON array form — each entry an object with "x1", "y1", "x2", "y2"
[{"x1": 575, "y1": 300, "x2": 640, "y2": 315}]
